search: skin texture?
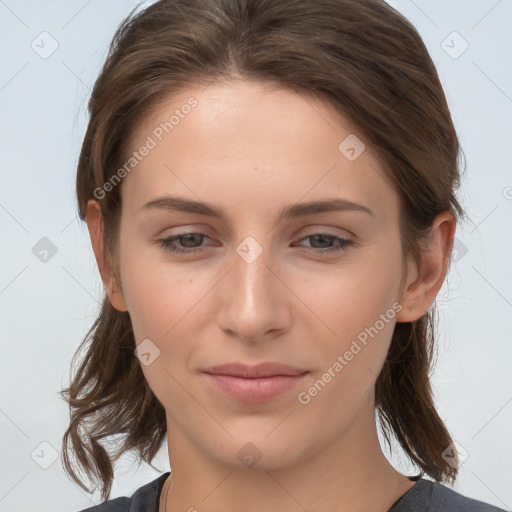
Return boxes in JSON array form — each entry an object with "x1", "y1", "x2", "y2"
[{"x1": 87, "y1": 80, "x2": 455, "y2": 512}]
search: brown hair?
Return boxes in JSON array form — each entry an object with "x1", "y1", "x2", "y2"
[{"x1": 61, "y1": 0, "x2": 467, "y2": 500}]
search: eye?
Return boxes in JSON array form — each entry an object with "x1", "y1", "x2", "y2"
[
  {"x1": 157, "y1": 232, "x2": 353, "y2": 256},
  {"x1": 158, "y1": 232, "x2": 210, "y2": 255},
  {"x1": 294, "y1": 234, "x2": 353, "y2": 254}
]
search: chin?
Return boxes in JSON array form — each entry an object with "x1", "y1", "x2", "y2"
[{"x1": 205, "y1": 432, "x2": 311, "y2": 471}]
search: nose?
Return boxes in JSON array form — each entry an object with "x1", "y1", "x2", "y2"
[{"x1": 215, "y1": 239, "x2": 292, "y2": 344}]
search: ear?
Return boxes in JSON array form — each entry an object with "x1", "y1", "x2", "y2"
[
  {"x1": 86, "y1": 199, "x2": 128, "y2": 312},
  {"x1": 395, "y1": 211, "x2": 456, "y2": 322}
]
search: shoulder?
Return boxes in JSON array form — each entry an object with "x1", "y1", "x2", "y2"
[
  {"x1": 75, "y1": 472, "x2": 170, "y2": 512},
  {"x1": 77, "y1": 496, "x2": 130, "y2": 512},
  {"x1": 430, "y1": 480, "x2": 508, "y2": 512},
  {"x1": 393, "y1": 478, "x2": 508, "y2": 512}
]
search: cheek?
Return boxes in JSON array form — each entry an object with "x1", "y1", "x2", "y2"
[
  {"x1": 294, "y1": 247, "x2": 403, "y2": 346},
  {"x1": 119, "y1": 250, "x2": 204, "y2": 407},
  {"x1": 295, "y1": 297, "x2": 399, "y2": 427},
  {"x1": 118, "y1": 239, "x2": 212, "y2": 396},
  {"x1": 118, "y1": 231, "x2": 198, "y2": 339},
  {"x1": 293, "y1": 241, "x2": 403, "y2": 402}
]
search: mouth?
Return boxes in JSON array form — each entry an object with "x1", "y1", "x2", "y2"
[
  {"x1": 203, "y1": 361, "x2": 309, "y2": 378},
  {"x1": 203, "y1": 361, "x2": 310, "y2": 402}
]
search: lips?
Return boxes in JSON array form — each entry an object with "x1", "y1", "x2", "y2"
[
  {"x1": 202, "y1": 362, "x2": 310, "y2": 402},
  {"x1": 203, "y1": 361, "x2": 309, "y2": 378}
]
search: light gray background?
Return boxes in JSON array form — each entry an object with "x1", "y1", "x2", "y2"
[{"x1": 0, "y1": 1, "x2": 511, "y2": 511}]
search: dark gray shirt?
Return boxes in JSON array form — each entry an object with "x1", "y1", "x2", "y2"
[{"x1": 77, "y1": 473, "x2": 508, "y2": 511}]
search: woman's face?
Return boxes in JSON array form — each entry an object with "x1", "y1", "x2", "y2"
[{"x1": 104, "y1": 80, "x2": 415, "y2": 470}]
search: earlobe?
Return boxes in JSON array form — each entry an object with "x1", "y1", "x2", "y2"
[
  {"x1": 86, "y1": 199, "x2": 128, "y2": 312},
  {"x1": 395, "y1": 211, "x2": 456, "y2": 323}
]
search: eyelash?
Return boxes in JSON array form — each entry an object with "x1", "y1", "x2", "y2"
[{"x1": 157, "y1": 232, "x2": 353, "y2": 255}]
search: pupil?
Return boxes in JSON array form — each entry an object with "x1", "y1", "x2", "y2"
[
  {"x1": 311, "y1": 234, "x2": 332, "y2": 248},
  {"x1": 182, "y1": 234, "x2": 201, "y2": 248}
]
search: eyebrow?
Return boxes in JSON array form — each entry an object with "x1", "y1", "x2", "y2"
[{"x1": 140, "y1": 195, "x2": 374, "y2": 220}]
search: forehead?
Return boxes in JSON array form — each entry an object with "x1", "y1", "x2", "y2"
[{"x1": 121, "y1": 80, "x2": 397, "y2": 221}]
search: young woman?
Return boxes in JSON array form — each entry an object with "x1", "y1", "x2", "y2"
[{"x1": 61, "y1": 0, "x2": 506, "y2": 511}]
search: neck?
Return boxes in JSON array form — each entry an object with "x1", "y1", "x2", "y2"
[{"x1": 161, "y1": 395, "x2": 415, "y2": 512}]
